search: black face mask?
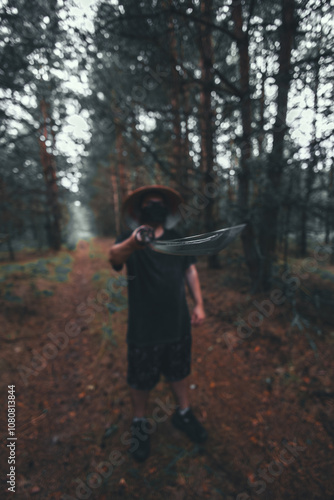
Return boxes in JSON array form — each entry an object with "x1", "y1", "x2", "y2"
[{"x1": 140, "y1": 201, "x2": 168, "y2": 224}]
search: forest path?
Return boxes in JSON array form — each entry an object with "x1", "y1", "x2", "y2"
[{"x1": 0, "y1": 238, "x2": 333, "y2": 499}]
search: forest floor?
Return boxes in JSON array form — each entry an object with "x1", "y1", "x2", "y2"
[{"x1": 0, "y1": 237, "x2": 334, "y2": 500}]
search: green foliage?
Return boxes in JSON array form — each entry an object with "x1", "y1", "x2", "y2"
[
  {"x1": 0, "y1": 254, "x2": 72, "y2": 302},
  {"x1": 96, "y1": 275, "x2": 129, "y2": 344},
  {"x1": 3, "y1": 290, "x2": 22, "y2": 303},
  {"x1": 54, "y1": 265, "x2": 71, "y2": 282},
  {"x1": 0, "y1": 259, "x2": 50, "y2": 279},
  {"x1": 47, "y1": 255, "x2": 73, "y2": 281}
]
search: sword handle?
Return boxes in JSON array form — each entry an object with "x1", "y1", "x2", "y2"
[{"x1": 135, "y1": 226, "x2": 155, "y2": 246}]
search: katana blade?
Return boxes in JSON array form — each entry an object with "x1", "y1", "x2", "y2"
[{"x1": 150, "y1": 223, "x2": 246, "y2": 256}]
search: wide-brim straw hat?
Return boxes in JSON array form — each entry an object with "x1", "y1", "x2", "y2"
[{"x1": 121, "y1": 185, "x2": 184, "y2": 230}]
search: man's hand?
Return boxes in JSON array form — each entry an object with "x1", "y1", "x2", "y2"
[
  {"x1": 133, "y1": 225, "x2": 155, "y2": 247},
  {"x1": 191, "y1": 303, "x2": 206, "y2": 326},
  {"x1": 185, "y1": 264, "x2": 205, "y2": 326},
  {"x1": 108, "y1": 226, "x2": 152, "y2": 270}
]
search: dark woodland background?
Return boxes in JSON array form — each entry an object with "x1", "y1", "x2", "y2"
[{"x1": 0, "y1": 1, "x2": 334, "y2": 499}]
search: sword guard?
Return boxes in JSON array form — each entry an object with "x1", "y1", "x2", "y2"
[{"x1": 135, "y1": 226, "x2": 155, "y2": 246}]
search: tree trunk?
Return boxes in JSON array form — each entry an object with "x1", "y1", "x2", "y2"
[
  {"x1": 299, "y1": 50, "x2": 320, "y2": 257},
  {"x1": 283, "y1": 204, "x2": 291, "y2": 271},
  {"x1": 166, "y1": 6, "x2": 183, "y2": 194},
  {"x1": 231, "y1": 0, "x2": 262, "y2": 289},
  {"x1": 257, "y1": 61, "x2": 267, "y2": 156},
  {"x1": 180, "y1": 81, "x2": 192, "y2": 202},
  {"x1": 258, "y1": 0, "x2": 296, "y2": 290},
  {"x1": 110, "y1": 159, "x2": 121, "y2": 235},
  {"x1": 112, "y1": 92, "x2": 129, "y2": 204},
  {"x1": 197, "y1": 0, "x2": 220, "y2": 267},
  {"x1": 283, "y1": 169, "x2": 294, "y2": 268},
  {"x1": 325, "y1": 164, "x2": 333, "y2": 245},
  {"x1": 0, "y1": 177, "x2": 15, "y2": 260},
  {"x1": 299, "y1": 205, "x2": 308, "y2": 257},
  {"x1": 115, "y1": 127, "x2": 128, "y2": 203},
  {"x1": 39, "y1": 98, "x2": 62, "y2": 250}
]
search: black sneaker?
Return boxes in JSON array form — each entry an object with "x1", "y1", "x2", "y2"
[
  {"x1": 128, "y1": 419, "x2": 150, "y2": 462},
  {"x1": 171, "y1": 407, "x2": 208, "y2": 443}
]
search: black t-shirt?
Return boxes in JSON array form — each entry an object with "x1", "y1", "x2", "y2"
[{"x1": 114, "y1": 228, "x2": 197, "y2": 346}]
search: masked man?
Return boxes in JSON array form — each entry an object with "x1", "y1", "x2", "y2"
[{"x1": 108, "y1": 185, "x2": 207, "y2": 462}]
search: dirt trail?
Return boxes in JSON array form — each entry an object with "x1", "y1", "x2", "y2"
[{"x1": 1, "y1": 238, "x2": 333, "y2": 499}]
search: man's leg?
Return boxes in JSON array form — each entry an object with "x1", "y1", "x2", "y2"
[
  {"x1": 127, "y1": 342, "x2": 159, "y2": 419},
  {"x1": 127, "y1": 387, "x2": 151, "y2": 462},
  {"x1": 169, "y1": 376, "x2": 208, "y2": 443},
  {"x1": 164, "y1": 336, "x2": 208, "y2": 443},
  {"x1": 130, "y1": 387, "x2": 150, "y2": 418},
  {"x1": 168, "y1": 376, "x2": 190, "y2": 410},
  {"x1": 126, "y1": 343, "x2": 161, "y2": 462}
]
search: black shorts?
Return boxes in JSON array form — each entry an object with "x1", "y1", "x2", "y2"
[{"x1": 127, "y1": 332, "x2": 192, "y2": 391}]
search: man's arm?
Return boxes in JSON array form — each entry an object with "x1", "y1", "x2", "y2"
[
  {"x1": 184, "y1": 264, "x2": 206, "y2": 326},
  {"x1": 108, "y1": 226, "x2": 149, "y2": 270}
]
